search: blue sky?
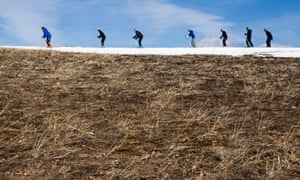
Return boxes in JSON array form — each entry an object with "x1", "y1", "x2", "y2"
[{"x1": 0, "y1": 0, "x2": 299, "y2": 47}]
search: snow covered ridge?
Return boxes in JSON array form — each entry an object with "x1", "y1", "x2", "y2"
[{"x1": 2, "y1": 46, "x2": 300, "y2": 57}]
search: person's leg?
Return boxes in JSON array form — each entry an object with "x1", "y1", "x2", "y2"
[
  {"x1": 266, "y1": 39, "x2": 271, "y2": 47},
  {"x1": 46, "y1": 38, "x2": 51, "y2": 47},
  {"x1": 138, "y1": 37, "x2": 143, "y2": 47},
  {"x1": 249, "y1": 40, "x2": 253, "y2": 47},
  {"x1": 246, "y1": 40, "x2": 250, "y2": 47},
  {"x1": 101, "y1": 37, "x2": 105, "y2": 48},
  {"x1": 247, "y1": 39, "x2": 253, "y2": 47},
  {"x1": 191, "y1": 38, "x2": 196, "y2": 48},
  {"x1": 223, "y1": 39, "x2": 226, "y2": 47}
]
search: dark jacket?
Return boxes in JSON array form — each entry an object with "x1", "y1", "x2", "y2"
[
  {"x1": 97, "y1": 30, "x2": 106, "y2": 39},
  {"x1": 188, "y1": 30, "x2": 195, "y2": 39},
  {"x1": 265, "y1": 30, "x2": 273, "y2": 40},
  {"x1": 246, "y1": 28, "x2": 252, "y2": 39},
  {"x1": 220, "y1": 30, "x2": 228, "y2": 40},
  {"x1": 135, "y1": 30, "x2": 143, "y2": 39}
]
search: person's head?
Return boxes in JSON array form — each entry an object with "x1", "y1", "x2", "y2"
[
  {"x1": 133, "y1": 28, "x2": 137, "y2": 32},
  {"x1": 97, "y1": 28, "x2": 101, "y2": 31},
  {"x1": 41, "y1": 26, "x2": 45, "y2": 30},
  {"x1": 264, "y1": 28, "x2": 267, "y2": 32}
]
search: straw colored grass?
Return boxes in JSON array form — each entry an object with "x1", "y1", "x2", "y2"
[{"x1": 0, "y1": 48, "x2": 299, "y2": 179}]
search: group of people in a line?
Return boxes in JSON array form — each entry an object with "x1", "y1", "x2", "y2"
[
  {"x1": 96, "y1": 28, "x2": 144, "y2": 48},
  {"x1": 97, "y1": 28, "x2": 144, "y2": 48},
  {"x1": 188, "y1": 27, "x2": 273, "y2": 48},
  {"x1": 41, "y1": 26, "x2": 143, "y2": 48},
  {"x1": 41, "y1": 26, "x2": 273, "y2": 48}
]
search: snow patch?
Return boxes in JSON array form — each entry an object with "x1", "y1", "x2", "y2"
[{"x1": 2, "y1": 46, "x2": 300, "y2": 57}]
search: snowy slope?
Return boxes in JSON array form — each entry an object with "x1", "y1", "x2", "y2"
[{"x1": 2, "y1": 46, "x2": 300, "y2": 57}]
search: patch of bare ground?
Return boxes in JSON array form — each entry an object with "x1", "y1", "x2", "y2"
[{"x1": 0, "y1": 48, "x2": 299, "y2": 179}]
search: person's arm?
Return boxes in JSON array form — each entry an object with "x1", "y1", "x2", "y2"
[{"x1": 42, "y1": 30, "x2": 46, "y2": 38}]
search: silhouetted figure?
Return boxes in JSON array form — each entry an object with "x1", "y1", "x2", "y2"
[
  {"x1": 264, "y1": 29, "x2": 273, "y2": 47},
  {"x1": 97, "y1": 28, "x2": 106, "y2": 48},
  {"x1": 187, "y1": 29, "x2": 196, "y2": 48},
  {"x1": 41, "y1": 26, "x2": 52, "y2": 47},
  {"x1": 133, "y1": 29, "x2": 143, "y2": 48},
  {"x1": 220, "y1": 29, "x2": 228, "y2": 47},
  {"x1": 245, "y1": 27, "x2": 254, "y2": 47}
]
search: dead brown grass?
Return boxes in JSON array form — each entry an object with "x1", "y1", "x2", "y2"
[{"x1": 0, "y1": 48, "x2": 299, "y2": 179}]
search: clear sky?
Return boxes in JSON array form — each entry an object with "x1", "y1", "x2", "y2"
[{"x1": 0, "y1": 0, "x2": 299, "y2": 47}]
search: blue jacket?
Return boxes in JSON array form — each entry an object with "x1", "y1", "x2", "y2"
[
  {"x1": 188, "y1": 30, "x2": 195, "y2": 39},
  {"x1": 43, "y1": 28, "x2": 52, "y2": 38}
]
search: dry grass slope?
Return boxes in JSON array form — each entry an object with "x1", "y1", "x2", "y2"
[{"x1": 0, "y1": 48, "x2": 299, "y2": 179}]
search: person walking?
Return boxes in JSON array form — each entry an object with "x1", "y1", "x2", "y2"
[
  {"x1": 133, "y1": 28, "x2": 143, "y2": 48},
  {"x1": 264, "y1": 28, "x2": 273, "y2": 47},
  {"x1": 187, "y1": 29, "x2": 196, "y2": 48},
  {"x1": 41, "y1": 26, "x2": 52, "y2": 47},
  {"x1": 245, "y1": 27, "x2": 254, "y2": 47},
  {"x1": 220, "y1": 29, "x2": 228, "y2": 47},
  {"x1": 97, "y1": 28, "x2": 106, "y2": 48}
]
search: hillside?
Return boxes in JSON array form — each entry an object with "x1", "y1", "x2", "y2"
[{"x1": 0, "y1": 48, "x2": 299, "y2": 179}]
